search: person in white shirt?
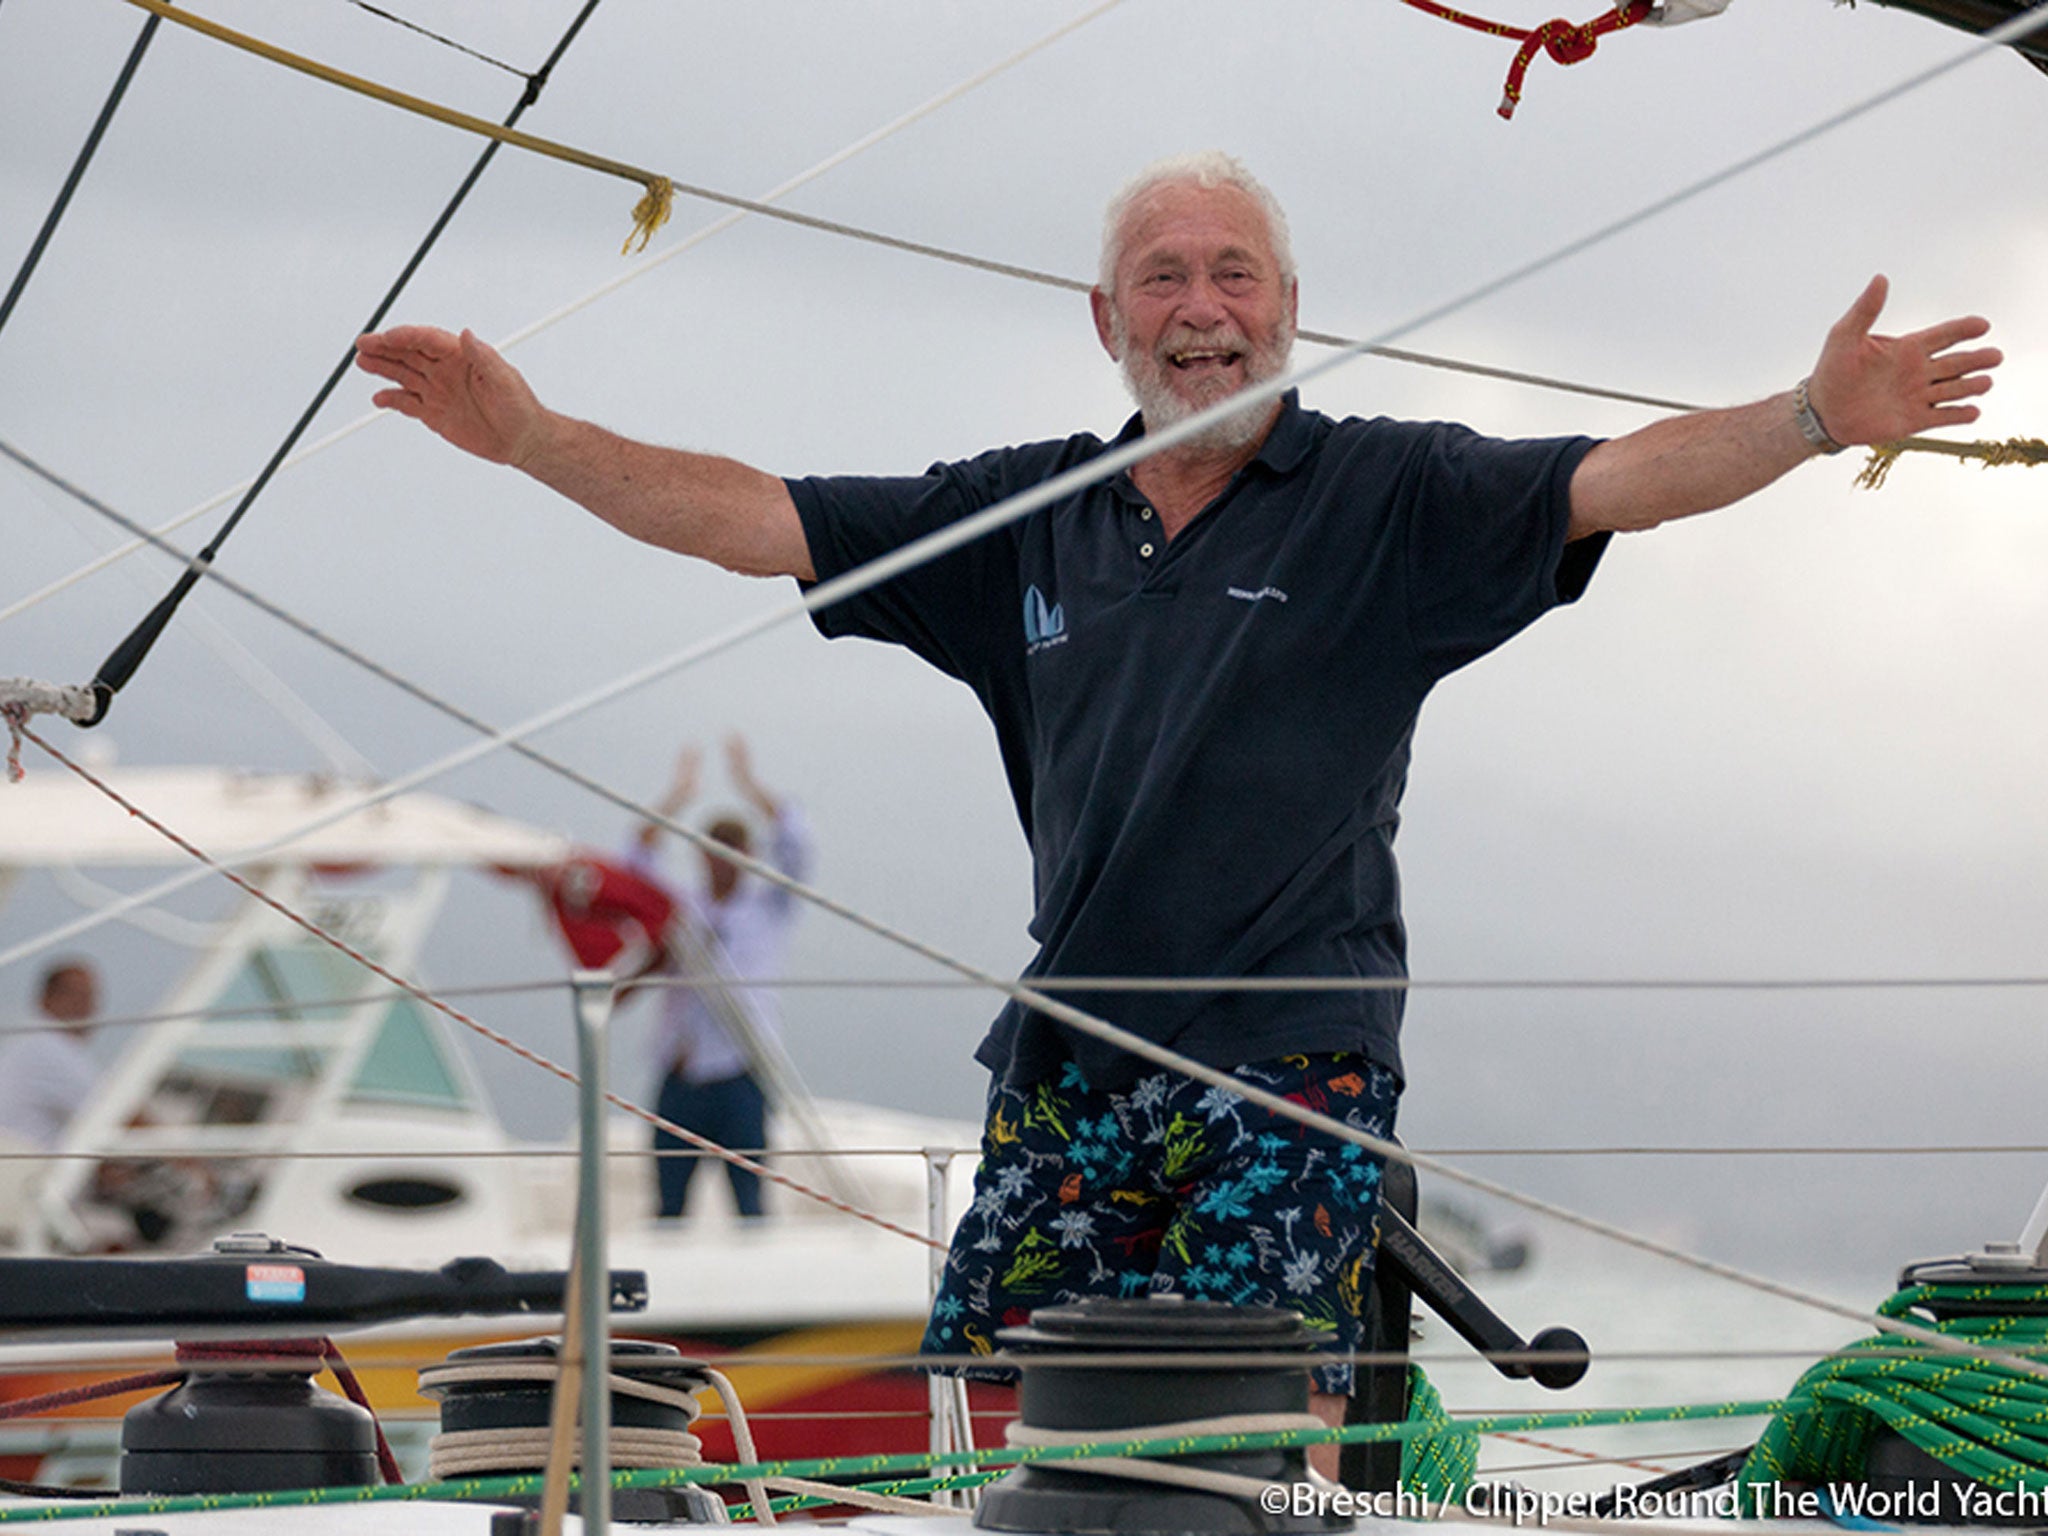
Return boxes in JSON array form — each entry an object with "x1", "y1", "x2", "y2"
[
  {"x1": 0, "y1": 960, "x2": 101, "y2": 1240},
  {"x1": 625, "y1": 738, "x2": 813, "y2": 1218},
  {"x1": 0, "y1": 961, "x2": 101, "y2": 1149}
]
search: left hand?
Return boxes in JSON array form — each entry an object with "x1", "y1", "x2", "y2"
[{"x1": 1807, "y1": 276, "x2": 2001, "y2": 446}]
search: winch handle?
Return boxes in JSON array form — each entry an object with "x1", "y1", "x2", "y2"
[{"x1": 1378, "y1": 1205, "x2": 1589, "y2": 1389}]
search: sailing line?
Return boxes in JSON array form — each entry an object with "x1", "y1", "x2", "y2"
[{"x1": 6, "y1": 0, "x2": 2048, "y2": 1392}]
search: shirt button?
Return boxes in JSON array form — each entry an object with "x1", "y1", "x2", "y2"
[
  {"x1": 1139, "y1": 507, "x2": 1154, "y2": 521},
  {"x1": 1139, "y1": 542, "x2": 1155, "y2": 558}
]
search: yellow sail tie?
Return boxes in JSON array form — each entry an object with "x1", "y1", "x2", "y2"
[
  {"x1": 1856, "y1": 435, "x2": 2048, "y2": 491},
  {"x1": 118, "y1": 0, "x2": 671, "y2": 253}
]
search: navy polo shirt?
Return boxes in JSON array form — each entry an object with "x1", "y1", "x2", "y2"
[{"x1": 789, "y1": 391, "x2": 1606, "y2": 1092}]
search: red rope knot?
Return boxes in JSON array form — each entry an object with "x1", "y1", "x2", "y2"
[
  {"x1": 1499, "y1": 4, "x2": 1646, "y2": 118},
  {"x1": 1396, "y1": 0, "x2": 1652, "y2": 120}
]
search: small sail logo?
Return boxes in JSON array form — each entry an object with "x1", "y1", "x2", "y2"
[{"x1": 1023, "y1": 585, "x2": 1068, "y2": 653}]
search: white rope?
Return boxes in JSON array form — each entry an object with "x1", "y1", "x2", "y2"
[
  {"x1": 1006, "y1": 1412, "x2": 1332, "y2": 1503},
  {"x1": 0, "y1": 677, "x2": 94, "y2": 721},
  {"x1": 0, "y1": 676, "x2": 95, "y2": 782},
  {"x1": 9, "y1": 459, "x2": 2048, "y2": 1380},
  {"x1": 2, "y1": 6, "x2": 2042, "y2": 1374}
]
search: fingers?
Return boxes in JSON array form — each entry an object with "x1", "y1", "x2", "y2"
[
  {"x1": 1832, "y1": 273, "x2": 1889, "y2": 340},
  {"x1": 368, "y1": 386, "x2": 426, "y2": 418},
  {"x1": 355, "y1": 325, "x2": 458, "y2": 364},
  {"x1": 1927, "y1": 344, "x2": 2001, "y2": 383},
  {"x1": 1916, "y1": 315, "x2": 1993, "y2": 355},
  {"x1": 1928, "y1": 372, "x2": 1994, "y2": 406},
  {"x1": 1924, "y1": 403, "x2": 1984, "y2": 429}
]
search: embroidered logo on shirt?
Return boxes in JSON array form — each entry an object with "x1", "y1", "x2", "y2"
[
  {"x1": 1226, "y1": 585, "x2": 1289, "y2": 604},
  {"x1": 1024, "y1": 585, "x2": 1068, "y2": 654}
]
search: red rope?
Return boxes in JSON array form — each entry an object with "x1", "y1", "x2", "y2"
[
  {"x1": 173, "y1": 1337, "x2": 404, "y2": 1485},
  {"x1": 0, "y1": 1368, "x2": 183, "y2": 1420},
  {"x1": 0, "y1": 1341, "x2": 402, "y2": 1487},
  {"x1": 1397, "y1": 0, "x2": 1653, "y2": 119}
]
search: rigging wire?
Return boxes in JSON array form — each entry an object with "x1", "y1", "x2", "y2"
[
  {"x1": 332, "y1": 0, "x2": 532, "y2": 81},
  {"x1": 104, "y1": 0, "x2": 2048, "y2": 476},
  {"x1": 14, "y1": 713, "x2": 2048, "y2": 1385},
  {"x1": 11, "y1": 718, "x2": 948, "y2": 1254},
  {"x1": 17, "y1": 0, "x2": 2048, "y2": 984},
  {"x1": 0, "y1": 0, "x2": 1131, "y2": 633},
  {"x1": 15, "y1": 960, "x2": 2048, "y2": 1052},
  {"x1": 2, "y1": 5, "x2": 2044, "y2": 1367},
  {"x1": 69, "y1": 0, "x2": 606, "y2": 730},
  {"x1": 3, "y1": 0, "x2": 2038, "y2": 646},
  {"x1": 0, "y1": 9, "x2": 162, "y2": 342}
]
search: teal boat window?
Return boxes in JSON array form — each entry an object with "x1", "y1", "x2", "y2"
[
  {"x1": 348, "y1": 998, "x2": 467, "y2": 1108},
  {"x1": 206, "y1": 941, "x2": 361, "y2": 1023},
  {"x1": 174, "y1": 1044, "x2": 330, "y2": 1082}
]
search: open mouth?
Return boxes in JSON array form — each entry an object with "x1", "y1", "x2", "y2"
[{"x1": 1167, "y1": 348, "x2": 1243, "y2": 373}]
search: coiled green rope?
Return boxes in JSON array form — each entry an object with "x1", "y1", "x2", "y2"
[
  {"x1": 1403, "y1": 1365, "x2": 1481, "y2": 1501},
  {"x1": 1735, "y1": 1281, "x2": 2048, "y2": 1510}
]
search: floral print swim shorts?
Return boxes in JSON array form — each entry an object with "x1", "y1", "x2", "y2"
[{"x1": 921, "y1": 1052, "x2": 1399, "y2": 1395}]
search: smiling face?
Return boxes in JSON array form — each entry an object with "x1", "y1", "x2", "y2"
[{"x1": 1093, "y1": 178, "x2": 1298, "y2": 451}]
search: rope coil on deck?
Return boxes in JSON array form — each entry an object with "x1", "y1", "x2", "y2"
[
  {"x1": 1735, "y1": 1280, "x2": 2048, "y2": 1512},
  {"x1": 415, "y1": 1357, "x2": 938, "y2": 1519}
]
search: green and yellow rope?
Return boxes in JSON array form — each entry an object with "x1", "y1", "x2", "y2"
[{"x1": 1735, "y1": 1281, "x2": 2048, "y2": 1512}]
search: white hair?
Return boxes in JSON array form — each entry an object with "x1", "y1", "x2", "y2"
[{"x1": 1098, "y1": 151, "x2": 1296, "y2": 294}]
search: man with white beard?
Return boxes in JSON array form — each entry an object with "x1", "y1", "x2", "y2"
[{"x1": 356, "y1": 150, "x2": 1999, "y2": 1472}]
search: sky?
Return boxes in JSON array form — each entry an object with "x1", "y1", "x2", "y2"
[{"x1": 4, "y1": 0, "x2": 2048, "y2": 1301}]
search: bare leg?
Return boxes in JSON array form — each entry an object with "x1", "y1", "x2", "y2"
[{"x1": 1309, "y1": 1390, "x2": 1346, "y2": 1482}]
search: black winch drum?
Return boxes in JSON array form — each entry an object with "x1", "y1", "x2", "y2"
[
  {"x1": 121, "y1": 1368, "x2": 378, "y2": 1495},
  {"x1": 974, "y1": 1296, "x2": 1354, "y2": 1535}
]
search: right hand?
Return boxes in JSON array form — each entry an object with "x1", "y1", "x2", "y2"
[
  {"x1": 662, "y1": 746, "x2": 703, "y2": 813},
  {"x1": 354, "y1": 326, "x2": 546, "y2": 467}
]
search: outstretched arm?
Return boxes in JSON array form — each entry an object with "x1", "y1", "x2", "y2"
[
  {"x1": 354, "y1": 325, "x2": 815, "y2": 579},
  {"x1": 725, "y1": 735, "x2": 780, "y2": 821},
  {"x1": 635, "y1": 745, "x2": 703, "y2": 853},
  {"x1": 1568, "y1": 276, "x2": 2001, "y2": 539}
]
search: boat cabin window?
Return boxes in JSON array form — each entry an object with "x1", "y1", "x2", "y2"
[{"x1": 347, "y1": 998, "x2": 469, "y2": 1109}]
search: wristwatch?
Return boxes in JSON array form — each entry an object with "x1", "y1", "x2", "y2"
[{"x1": 1793, "y1": 376, "x2": 1846, "y2": 456}]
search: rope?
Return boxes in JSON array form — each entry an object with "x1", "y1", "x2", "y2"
[
  {"x1": 5, "y1": 473, "x2": 2046, "y2": 1378},
  {"x1": 416, "y1": 1356, "x2": 934, "y2": 1519},
  {"x1": 1397, "y1": 0, "x2": 1653, "y2": 118},
  {"x1": 174, "y1": 1338, "x2": 404, "y2": 1486},
  {"x1": 1735, "y1": 1281, "x2": 2048, "y2": 1510},
  {"x1": 2, "y1": 660, "x2": 2039, "y2": 1367},
  {"x1": 0, "y1": 678, "x2": 94, "y2": 781},
  {"x1": 105, "y1": 0, "x2": 2048, "y2": 492},
  {"x1": 0, "y1": 1339, "x2": 400, "y2": 1487},
  {"x1": 119, "y1": 0, "x2": 671, "y2": 253},
  {"x1": 5, "y1": 7, "x2": 2046, "y2": 1363},
  {"x1": 0, "y1": 1401, "x2": 1796, "y2": 1523},
  {"x1": 1402, "y1": 1366, "x2": 1481, "y2": 1501},
  {"x1": 7, "y1": 721, "x2": 945, "y2": 1252},
  {"x1": 68, "y1": 0, "x2": 605, "y2": 731},
  {"x1": 0, "y1": 0, "x2": 1129, "y2": 634},
  {"x1": 1855, "y1": 433, "x2": 2048, "y2": 489},
  {"x1": 1006, "y1": 1411, "x2": 1332, "y2": 1502},
  {"x1": 2, "y1": 0, "x2": 2033, "y2": 651}
]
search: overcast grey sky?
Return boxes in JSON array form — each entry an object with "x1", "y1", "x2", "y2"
[{"x1": 4, "y1": 0, "x2": 2047, "y2": 1286}]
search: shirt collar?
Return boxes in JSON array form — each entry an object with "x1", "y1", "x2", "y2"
[{"x1": 1106, "y1": 388, "x2": 1313, "y2": 500}]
